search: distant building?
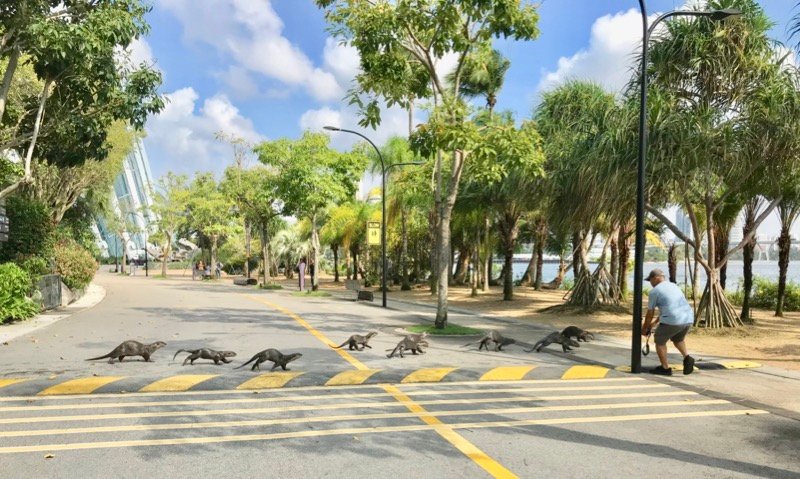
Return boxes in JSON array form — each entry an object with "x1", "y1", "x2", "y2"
[
  {"x1": 94, "y1": 137, "x2": 156, "y2": 260},
  {"x1": 729, "y1": 213, "x2": 745, "y2": 245},
  {"x1": 676, "y1": 209, "x2": 692, "y2": 239}
]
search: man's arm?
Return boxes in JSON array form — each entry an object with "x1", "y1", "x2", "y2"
[{"x1": 642, "y1": 309, "x2": 659, "y2": 336}]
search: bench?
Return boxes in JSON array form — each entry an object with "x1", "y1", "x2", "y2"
[{"x1": 345, "y1": 279, "x2": 374, "y2": 302}]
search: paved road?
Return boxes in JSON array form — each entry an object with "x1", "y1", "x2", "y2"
[{"x1": 0, "y1": 271, "x2": 798, "y2": 478}]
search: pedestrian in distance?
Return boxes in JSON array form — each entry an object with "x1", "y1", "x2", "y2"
[
  {"x1": 297, "y1": 257, "x2": 306, "y2": 292},
  {"x1": 215, "y1": 261, "x2": 222, "y2": 279},
  {"x1": 642, "y1": 268, "x2": 695, "y2": 376}
]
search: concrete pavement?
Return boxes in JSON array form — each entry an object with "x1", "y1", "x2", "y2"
[{"x1": 0, "y1": 270, "x2": 798, "y2": 478}]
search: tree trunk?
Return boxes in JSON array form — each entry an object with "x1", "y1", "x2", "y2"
[
  {"x1": 617, "y1": 226, "x2": 631, "y2": 299},
  {"x1": 243, "y1": 220, "x2": 251, "y2": 279},
  {"x1": 610, "y1": 234, "x2": 619, "y2": 286},
  {"x1": 119, "y1": 234, "x2": 127, "y2": 275},
  {"x1": 668, "y1": 243, "x2": 677, "y2": 283},
  {"x1": 471, "y1": 227, "x2": 479, "y2": 297},
  {"x1": 572, "y1": 231, "x2": 581, "y2": 278},
  {"x1": 311, "y1": 213, "x2": 320, "y2": 291},
  {"x1": 429, "y1": 208, "x2": 438, "y2": 295},
  {"x1": 351, "y1": 245, "x2": 359, "y2": 283},
  {"x1": 776, "y1": 226, "x2": 791, "y2": 317},
  {"x1": 713, "y1": 223, "x2": 731, "y2": 290},
  {"x1": 211, "y1": 234, "x2": 219, "y2": 279},
  {"x1": 453, "y1": 246, "x2": 469, "y2": 284},
  {"x1": 259, "y1": 223, "x2": 271, "y2": 284},
  {"x1": 401, "y1": 211, "x2": 410, "y2": 290},
  {"x1": 534, "y1": 238, "x2": 544, "y2": 290},
  {"x1": 521, "y1": 246, "x2": 536, "y2": 286},
  {"x1": 741, "y1": 202, "x2": 759, "y2": 321},
  {"x1": 332, "y1": 244, "x2": 340, "y2": 282},
  {"x1": 435, "y1": 203, "x2": 453, "y2": 328},
  {"x1": 0, "y1": 48, "x2": 20, "y2": 123},
  {"x1": 161, "y1": 240, "x2": 171, "y2": 277},
  {"x1": 0, "y1": 78, "x2": 51, "y2": 200},
  {"x1": 499, "y1": 211, "x2": 520, "y2": 301},
  {"x1": 482, "y1": 214, "x2": 490, "y2": 292}
]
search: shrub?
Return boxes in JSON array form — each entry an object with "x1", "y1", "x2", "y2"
[
  {"x1": 0, "y1": 263, "x2": 40, "y2": 324},
  {"x1": 727, "y1": 277, "x2": 800, "y2": 313},
  {"x1": 54, "y1": 239, "x2": 97, "y2": 291},
  {"x1": 0, "y1": 196, "x2": 56, "y2": 263}
]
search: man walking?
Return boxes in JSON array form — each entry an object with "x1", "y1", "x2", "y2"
[{"x1": 642, "y1": 268, "x2": 695, "y2": 376}]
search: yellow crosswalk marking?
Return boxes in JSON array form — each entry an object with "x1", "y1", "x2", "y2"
[
  {"x1": 719, "y1": 360, "x2": 761, "y2": 369},
  {"x1": 236, "y1": 372, "x2": 304, "y2": 389},
  {"x1": 561, "y1": 365, "x2": 609, "y2": 380},
  {"x1": 0, "y1": 399, "x2": 728, "y2": 439},
  {"x1": 325, "y1": 369, "x2": 380, "y2": 386},
  {"x1": 480, "y1": 366, "x2": 536, "y2": 381},
  {"x1": 139, "y1": 375, "x2": 217, "y2": 392},
  {"x1": 38, "y1": 377, "x2": 124, "y2": 396},
  {"x1": 401, "y1": 368, "x2": 456, "y2": 383},
  {"x1": 0, "y1": 408, "x2": 767, "y2": 454},
  {"x1": 0, "y1": 379, "x2": 27, "y2": 389}
]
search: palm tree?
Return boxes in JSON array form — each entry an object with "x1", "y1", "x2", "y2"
[
  {"x1": 449, "y1": 46, "x2": 510, "y2": 116},
  {"x1": 740, "y1": 196, "x2": 764, "y2": 321},
  {"x1": 270, "y1": 227, "x2": 310, "y2": 279},
  {"x1": 776, "y1": 199, "x2": 800, "y2": 317}
]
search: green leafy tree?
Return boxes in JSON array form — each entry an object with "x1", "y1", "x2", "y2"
[
  {"x1": 150, "y1": 173, "x2": 190, "y2": 277},
  {"x1": 643, "y1": 0, "x2": 800, "y2": 327},
  {"x1": 255, "y1": 132, "x2": 367, "y2": 290},
  {"x1": 221, "y1": 165, "x2": 281, "y2": 285},
  {"x1": 0, "y1": 0, "x2": 163, "y2": 199},
  {"x1": 316, "y1": 0, "x2": 540, "y2": 327},
  {"x1": 186, "y1": 173, "x2": 235, "y2": 276}
]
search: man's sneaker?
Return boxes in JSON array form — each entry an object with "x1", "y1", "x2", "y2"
[
  {"x1": 649, "y1": 366, "x2": 673, "y2": 376},
  {"x1": 683, "y1": 355, "x2": 695, "y2": 375}
]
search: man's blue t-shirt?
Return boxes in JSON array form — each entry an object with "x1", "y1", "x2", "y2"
[{"x1": 647, "y1": 281, "x2": 694, "y2": 325}]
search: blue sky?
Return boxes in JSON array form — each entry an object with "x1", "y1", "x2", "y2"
[{"x1": 134, "y1": 0, "x2": 796, "y2": 235}]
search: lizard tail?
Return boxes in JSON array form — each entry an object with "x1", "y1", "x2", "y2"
[
  {"x1": 173, "y1": 349, "x2": 188, "y2": 361},
  {"x1": 234, "y1": 356, "x2": 257, "y2": 370},
  {"x1": 86, "y1": 353, "x2": 112, "y2": 361}
]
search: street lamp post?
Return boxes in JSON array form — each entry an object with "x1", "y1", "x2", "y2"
[
  {"x1": 324, "y1": 126, "x2": 422, "y2": 307},
  {"x1": 631, "y1": 2, "x2": 740, "y2": 373}
]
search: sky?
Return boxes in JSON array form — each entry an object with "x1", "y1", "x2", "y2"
[{"x1": 133, "y1": 0, "x2": 798, "y2": 238}]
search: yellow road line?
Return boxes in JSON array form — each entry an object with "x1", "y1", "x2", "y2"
[
  {"x1": 401, "y1": 368, "x2": 457, "y2": 384},
  {"x1": 0, "y1": 377, "x2": 648, "y2": 402},
  {"x1": 325, "y1": 369, "x2": 381, "y2": 386},
  {"x1": 0, "y1": 379, "x2": 27, "y2": 389},
  {"x1": 38, "y1": 377, "x2": 125, "y2": 396},
  {"x1": 0, "y1": 384, "x2": 670, "y2": 413},
  {"x1": 480, "y1": 366, "x2": 536, "y2": 381},
  {"x1": 0, "y1": 391, "x2": 700, "y2": 425},
  {"x1": 139, "y1": 375, "x2": 218, "y2": 392},
  {"x1": 0, "y1": 408, "x2": 766, "y2": 455},
  {"x1": 0, "y1": 399, "x2": 728, "y2": 439},
  {"x1": 561, "y1": 365, "x2": 610, "y2": 380},
  {"x1": 237, "y1": 372, "x2": 304, "y2": 389},
  {"x1": 246, "y1": 295, "x2": 515, "y2": 478}
]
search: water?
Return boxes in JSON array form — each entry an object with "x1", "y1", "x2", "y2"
[{"x1": 507, "y1": 260, "x2": 796, "y2": 289}]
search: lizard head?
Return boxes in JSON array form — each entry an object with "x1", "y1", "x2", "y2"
[
  {"x1": 151, "y1": 341, "x2": 167, "y2": 350},
  {"x1": 286, "y1": 353, "x2": 302, "y2": 363},
  {"x1": 222, "y1": 351, "x2": 237, "y2": 357}
]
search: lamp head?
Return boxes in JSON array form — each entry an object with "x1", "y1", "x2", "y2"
[
  {"x1": 323, "y1": 126, "x2": 341, "y2": 131},
  {"x1": 709, "y1": 8, "x2": 740, "y2": 21}
]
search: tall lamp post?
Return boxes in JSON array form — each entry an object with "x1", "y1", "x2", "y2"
[
  {"x1": 631, "y1": 2, "x2": 740, "y2": 373},
  {"x1": 324, "y1": 126, "x2": 423, "y2": 307}
]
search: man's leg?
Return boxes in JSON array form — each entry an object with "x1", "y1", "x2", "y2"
[
  {"x1": 656, "y1": 343, "x2": 669, "y2": 369},
  {"x1": 673, "y1": 340, "x2": 688, "y2": 357}
]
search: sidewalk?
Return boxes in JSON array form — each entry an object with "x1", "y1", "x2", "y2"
[
  {"x1": 0, "y1": 282, "x2": 106, "y2": 344},
  {"x1": 327, "y1": 288, "x2": 800, "y2": 420}
]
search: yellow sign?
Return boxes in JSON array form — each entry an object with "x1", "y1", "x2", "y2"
[{"x1": 367, "y1": 221, "x2": 381, "y2": 245}]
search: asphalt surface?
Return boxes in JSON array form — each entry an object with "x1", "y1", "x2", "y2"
[{"x1": 0, "y1": 271, "x2": 798, "y2": 478}]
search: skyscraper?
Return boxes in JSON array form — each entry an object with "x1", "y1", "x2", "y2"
[{"x1": 676, "y1": 209, "x2": 692, "y2": 240}]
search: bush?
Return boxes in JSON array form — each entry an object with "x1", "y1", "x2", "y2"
[
  {"x1": 0, "y1": 263, "x2": 40, "y2": 323},
  {"x1": 54, "y1": 239, "x2": 97, "y2": 290},
  {"x1": 0, "y1": 196, "x2": 56, "y2": 263},
  {"x1": 728, "y1": 277, "x2": 800, "y2": 312}
]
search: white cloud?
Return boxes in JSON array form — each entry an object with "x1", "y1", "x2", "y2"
[
  {"x1": 160, "y1": 0, "x2": 344, "y2": 102},
  {"x1": 537, "y1": 8, "x2": 645, "y2": 94},
  {"x1": 323, "y1": 38, "x2": 361, "y2": 85},
  {"x1": 144, "y1": 87, "x2": 263, "y2": 177}
]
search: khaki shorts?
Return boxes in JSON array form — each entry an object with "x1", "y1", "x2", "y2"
[{"x1": 654, "y1": 323, "x2": 691, "y2": 346}]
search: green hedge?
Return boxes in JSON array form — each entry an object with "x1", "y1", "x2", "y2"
[
  {"x1": 0, "y1": 196, "x2": 56, "y2": 263},
  {"x1": 728, "y1": 277, "x2": 800, "y2": 312},
  {"x1": 54, "y1": 239, "x2": 97, "y2": 291},
  {"x1": 0, "y1": 263, "x2": 39, "y2": 324}
]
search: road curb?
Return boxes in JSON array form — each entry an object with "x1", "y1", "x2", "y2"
[{"x1": 0, "y1": 363, "x2": 629, "y2": 396}]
